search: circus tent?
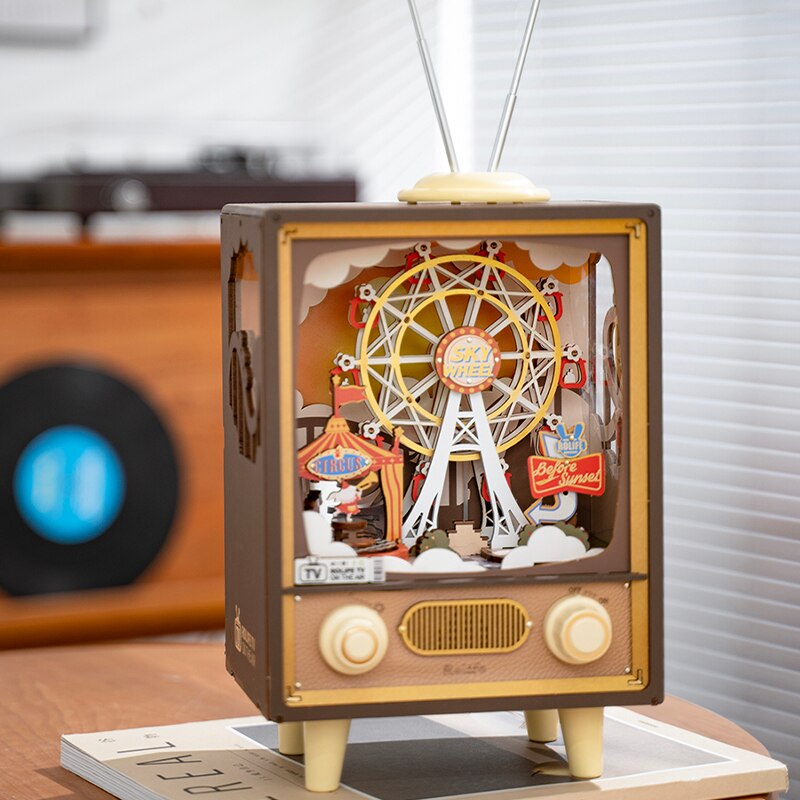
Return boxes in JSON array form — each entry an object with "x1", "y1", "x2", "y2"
[{"x1": 297, "y1": 411, "x2": 404, "y2": 543}]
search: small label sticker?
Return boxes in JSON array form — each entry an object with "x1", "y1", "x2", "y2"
[
  {"x1": 295, "y1": 557, "x2": 386, "y2": 585},
  {"x1": 233, "y1": 605, "x2": 256, "y2": 667}
]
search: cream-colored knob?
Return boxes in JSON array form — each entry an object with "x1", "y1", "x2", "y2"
[
  {"x1": 319, "y1": 604, "x2": 388, "y2": 675},
  {"x1": 543, "y1": 595, "x2": 612, "y2": 665}
]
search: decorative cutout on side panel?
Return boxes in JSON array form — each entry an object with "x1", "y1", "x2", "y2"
[{"x1": 227, "y1": 245, "x2": 260, "y2": 462}]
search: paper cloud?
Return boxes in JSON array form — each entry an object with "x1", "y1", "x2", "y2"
[
  {"x1": 528, "y1": 525, "x2": 588, "y2": 561},
  {"x1": 303, "y1": 510, "x2": 361, "y2": 557},
  {"x1": 302, "y1": 510, "x2": 332, "y2": 553},
  {"x1": 299, "y1": 239, "x2": 489, "y2": 321},
  {"x1": 500, "y1": 546, "x2": 538, "y2": 570},
  {"x1": 409, "y1": 548, "x2": 486, "y2": 574},
  {"x1": 381, "y1": 555, "x2": 413, "y2": 573},
  {"x1": 299, "y1": 283, "x2": 328, "y2": 323},
  {"x1": 304, "y1": 243, "x2": 414, "y2": 290},
  {"x1": 303, "y1": 239, "x2": 486, "y2": 291},
  {"x1": 439, "y1": 239, "x2": 482, "y2": 250},
  {"x1": 514, "y1": 240, "x2": 592, "y2": 270},
  {"x1": 314, "y1": 541, "x2": 358, "y2": 557},
  {"x1": 501, "y1": 525, "x2": 588, "y2": 570}
]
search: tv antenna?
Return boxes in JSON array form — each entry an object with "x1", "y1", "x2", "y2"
[
  {"x1": 399, "y1": 0, "x2": 549, "y2": 203},
  {"x1": 406, "y1": 0, "x2": 460, "y2": 173},
  {"x1": 487, "y1": 0, "x2": 543, "y2": 172}
]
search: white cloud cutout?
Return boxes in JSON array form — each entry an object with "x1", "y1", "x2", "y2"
[
  {"x1": 306, "y1": 511, "x2": 601, "y2": 575},
  {"x1": 392, "y1": 547, "x2": 487, "y2": 574},
  {"x1": 299, "y1": 283, "x2": 328, "y2": 323},
  {"x1": 299, "y1": 238, "x2": 592, "y2": 322},
  {"x1": 381, "y1": 555, "x2": 413, "y2": 573},
  {"x1": 438, "y1": 239, "x2": 483, "y2": 250},
  {"x1": 501, "y1": 525, "x2": 588, "y2": 570},
  {"x1": 299, "y1": 510, "x2": 353, "y2": 558},
  {"x1": 302, "y1": 510, "x2": 332, "y2": 553},
  {"x1": 315, "y1": 541, "x2": 358, "y2": 557},
  {"x1": 303, "y1": 242, "x2": 416, "y2": 292},
  {"x1": 514, "y1": 240, "x2": 592, "y2": 270},
  {"x1": 302, "y1": 510, "x2": 360, "y2": 557},
  {"x1": 299, "y1": 239, "x2": 488, "y2": 321},
  {"x1": 499, "y1": 546, "x2": 538, "y2": 570},
  {"x1": 414, "y1": 548, "x2": 486, "y2": 573}
]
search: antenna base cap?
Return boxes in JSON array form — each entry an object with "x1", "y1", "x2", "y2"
[{"x1": 398, "y1": 171, "x2": 550, "y2": 204}]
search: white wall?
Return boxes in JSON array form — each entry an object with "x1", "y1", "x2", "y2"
[{"x1": 0, "y1": 0, "x2": 444, "y2": 201}]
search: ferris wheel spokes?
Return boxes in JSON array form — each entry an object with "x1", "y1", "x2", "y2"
[
  {"x1": 365, "y1": 367, "x2": 438, "y2": 450},
  {"x1": 460, "y1": 250, "x2": 496, "y2": 328},
  {"x1": 378, "y1": 301, "x2": 440, "y2": 345},
  {"x1": 382, "y1": 371, "x2": 439, "y2": 420},
  {"x1": 423, "y1": 259, "x2": 459, "y2": 333}
]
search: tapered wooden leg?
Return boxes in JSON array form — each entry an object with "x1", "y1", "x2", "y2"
[
  {"x1": 277, "y1": 721, "x2": 304, "y2": 755},
  {"x1": 558, "y1": 707, "x2": 604, "y2": 779},
  {"x1": 524, "y1": 709, "x2": 559, "y2": 743},
  {"x1": 303, "y1": 719, "x2": 351, "y2": 792}
]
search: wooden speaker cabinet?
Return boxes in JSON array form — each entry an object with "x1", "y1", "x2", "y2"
[
  {"x1": 223, "y1": 202, "x2": 663, "y2": 788},
  {"x1": 0, "y1": 242, "x2": 224, "y2": 648}
]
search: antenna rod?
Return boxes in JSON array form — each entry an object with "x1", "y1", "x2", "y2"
[
  {"x1": 487, "y1": 0, "x2": 542, "y2": 172},
  {"x1": 407, "y1": 0, "x2": 460, "y2": 173}
]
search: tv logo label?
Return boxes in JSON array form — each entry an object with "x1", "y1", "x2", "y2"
[
  {"x1": 298, "y1": 562, "x2": 330, "y2": 583},
  {"x1": 294, "y1": 556, "x2": 385, "y2": 585}
]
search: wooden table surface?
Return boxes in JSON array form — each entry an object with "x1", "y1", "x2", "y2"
[{"x1": 0, "y1": 642, "x2": 774, "y2": 800}]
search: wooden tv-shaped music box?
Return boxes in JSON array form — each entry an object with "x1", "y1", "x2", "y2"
[{"x1": 222, "y1": 201, "x2": 662, "y2": 790}]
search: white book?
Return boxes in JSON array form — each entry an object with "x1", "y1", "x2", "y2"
[{"x1": 61, "y1": 707, "x2": 788, "y2": 800}]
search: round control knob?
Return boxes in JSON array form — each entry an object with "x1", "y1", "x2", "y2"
[
  {"x1": 319, "y1": 604, "x2": 388, "y2": 675},
  {"x1": 543, "y1": 595, "x2": 612, "y2": 665}
]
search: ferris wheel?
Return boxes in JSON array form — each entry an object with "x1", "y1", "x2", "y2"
[{"x1": 346, "y1": 243, "x2": 563, "y2": 548}]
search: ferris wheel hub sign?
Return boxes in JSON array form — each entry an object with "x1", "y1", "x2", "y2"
[{"x1": 435, "y1": 327, "x2": 502, "y2": 393}]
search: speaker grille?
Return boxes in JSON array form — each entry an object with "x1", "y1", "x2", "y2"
[{"x1": 399, "y1": 599, "x2": 531, "y2": 655}]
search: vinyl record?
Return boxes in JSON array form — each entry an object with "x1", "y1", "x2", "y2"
[{"x1": 0, "y1": 363, "x2": 180, "y2": 596}]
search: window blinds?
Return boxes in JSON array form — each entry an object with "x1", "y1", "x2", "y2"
[{"x1": 472, "y1": 0, "x2": 800, "y2": 788}]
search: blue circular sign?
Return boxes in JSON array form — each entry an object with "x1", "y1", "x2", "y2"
[{"x1": 13, "y1": 425, "x2": 126, "y2": 545}]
